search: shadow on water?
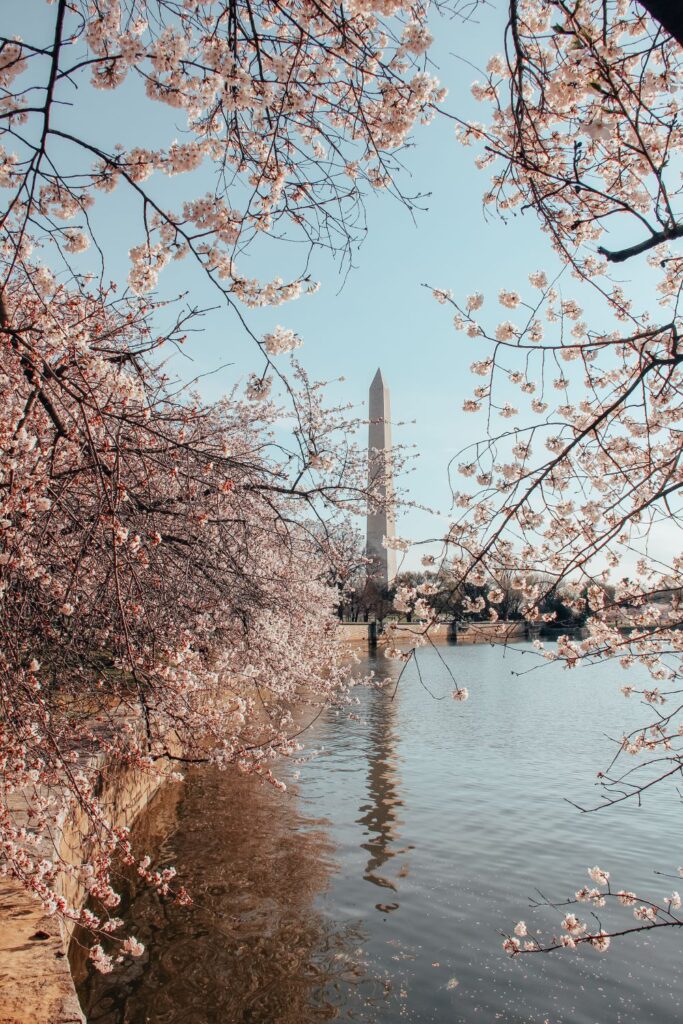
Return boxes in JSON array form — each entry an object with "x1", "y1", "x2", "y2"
[{"x1": 73, "y1": 765, "x2": 377, "y2": 1024}]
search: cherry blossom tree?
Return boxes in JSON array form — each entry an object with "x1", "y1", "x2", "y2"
[
  {"x1": 425, "y1": 0, "x2": 683, "y2": 955},
  {"x1": 0, "y1": 272, "x2": 387, "y2": 969},
  {"x1": 0, "y1": 0, "x2": 435, "y2": 969},
  {"x1": 1, "y1": 0, "x2": 444, "y2": 326}
]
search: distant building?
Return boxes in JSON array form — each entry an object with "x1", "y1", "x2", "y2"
[{"x1": 366, "y1": 368, "x2": 396, "y2": 588}]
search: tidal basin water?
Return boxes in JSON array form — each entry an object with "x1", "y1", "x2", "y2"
[{"x1": 75, "y1": 643, "x2": 683, "y2": 1023}]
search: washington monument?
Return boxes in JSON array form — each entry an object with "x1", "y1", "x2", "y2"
[{"x1": 366, "y1": 368, "x2": 396, "y2": 588}]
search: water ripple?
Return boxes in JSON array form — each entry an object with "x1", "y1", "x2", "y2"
[{"x1": 76, "y1": 644, "x2": 683, "y2": 1023}]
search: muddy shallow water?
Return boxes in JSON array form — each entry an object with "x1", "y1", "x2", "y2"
[{"x1": 75, "y1": 644, "x2": 683, "y2": 1023}]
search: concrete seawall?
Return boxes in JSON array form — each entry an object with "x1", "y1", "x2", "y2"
[
  {"x1": 0, "y1": 755, "x2": 167, "y2": 1024},
  {"x1": 337, "y1": 622, "x2": 378, "y2": 643},
  {"x1": 338, "y1": 620, "x2": 530, "y2": 646},
  {"x1": 451, "y1": 620, "x2": 528, "y2": 644}
]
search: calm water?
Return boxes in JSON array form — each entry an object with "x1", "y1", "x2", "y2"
[{"x1": 75, "y1": 644, "x2": 683, "y2": 1023}]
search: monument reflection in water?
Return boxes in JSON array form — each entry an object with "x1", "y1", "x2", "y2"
[{"x1": 357, "y1": 677, "x2": 410, "y2": 912}]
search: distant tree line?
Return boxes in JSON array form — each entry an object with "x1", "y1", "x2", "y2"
[{"x1": 336, "y1": 561, "x2": 611, "y2": 629}]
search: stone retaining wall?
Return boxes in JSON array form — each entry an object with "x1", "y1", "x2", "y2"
[
  {"x1": 337, "y1": 622, "x2": 376, "y2": 643},
  {"x1": 339, "y1": 620, "x2": 529, "y2": 645},
  {"x1": 0, "y1": 756, "x2": 167, "y2": 1024},
  {"x1": 453, "y1": 620, "x2": 528, "y2": 644}
]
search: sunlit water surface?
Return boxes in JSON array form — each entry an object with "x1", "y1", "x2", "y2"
[{"x1": 75, "y1": 643, "x2": 683, "y2": 1023}]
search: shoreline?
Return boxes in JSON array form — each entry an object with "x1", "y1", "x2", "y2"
[
  {"x1": 338, "y1": 620, "x2": 534, "y2": 645},
  {"x1": 0, "y1": 755, "x2": 168, "y2": 1024},
  {"x1": 0, "y1": 623, "x2": 569, "y2": 1024}
]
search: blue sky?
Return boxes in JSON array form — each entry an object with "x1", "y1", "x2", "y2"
[{"x1": 7, "y1": 1, "x2": 665, "y2": 565}]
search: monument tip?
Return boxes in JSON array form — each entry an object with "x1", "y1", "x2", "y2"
[{"x1": 371, "y1": 367, "x2": 385, "y2": 388}]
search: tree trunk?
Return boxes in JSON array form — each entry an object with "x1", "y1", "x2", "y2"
[{"x1": 637, "y1": 1, "x2": 683, "y2": 48}]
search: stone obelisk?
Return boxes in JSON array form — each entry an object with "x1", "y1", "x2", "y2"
[{"x1": 366, "y1": 368, "x2": 396, "y2": 587}]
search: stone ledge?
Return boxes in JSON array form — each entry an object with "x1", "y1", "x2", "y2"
[
  {"x1": 0, "y1": 756, "x2": 168, "y2": 1024},
  {"x1": 0, "y1": 883, "x2": 84, "y2": 1024}
]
